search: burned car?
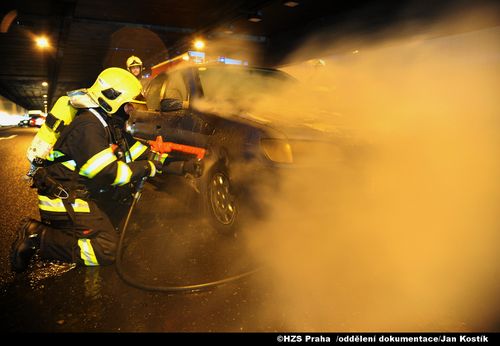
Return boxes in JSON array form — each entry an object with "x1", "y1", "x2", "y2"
[{"x1": 129, "y1": 64, "x2": 347, "y2": 233}]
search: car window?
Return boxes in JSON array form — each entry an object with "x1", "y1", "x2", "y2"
[
  {"x1": 145, "y1": 73, "x2": 167, "y2": 111},
  {"x1": 164, "y1": 71, "x2": 187, "y2": 101},
  {"x1": 197, "y1": 66, "x2": 293, "y2": 102}
]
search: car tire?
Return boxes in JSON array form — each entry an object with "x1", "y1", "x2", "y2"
[{"x1": 202, "y1": 162, "x2": 239, "y2": 235}]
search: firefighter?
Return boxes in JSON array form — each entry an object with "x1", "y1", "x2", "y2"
[
  {"x1": 126, "y1": 55, "x2": 149, "y2": 97},
  {"x1": 11, "y1": 67, "x2": 194, "y2": 272},
  {"x1": 126, "y1": 55, "x2": 143, "y2": 80}
]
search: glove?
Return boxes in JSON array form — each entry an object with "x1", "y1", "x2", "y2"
[
  {"x1": 153, "y1": 160, "x2": 163, "y2": 173},
  {"x1": 182, "y1": 159, "x2": 203, "y2": 177},
  {"x1": 145, "y1": 160, "x2": 163, "y2": 177}
]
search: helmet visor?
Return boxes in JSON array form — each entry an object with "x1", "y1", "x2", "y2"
[{"x1": 102, "y1": 88, "x2": 122, "y2": 100}]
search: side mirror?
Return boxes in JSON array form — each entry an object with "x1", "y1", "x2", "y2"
[{"x1": 160, "y1": 98, "x2": 188, "y2": 112}]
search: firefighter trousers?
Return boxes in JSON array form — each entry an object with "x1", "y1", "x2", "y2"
[{"x1": 38, "y1": 195, "x2": 118, "y2": 266}]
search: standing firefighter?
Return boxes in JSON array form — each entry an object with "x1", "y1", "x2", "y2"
[
  {"x1": 11, "y1": 68, "x2": 171, "y2": 272},
  {"x1": 126, "y1": 55, "x2": 143, "y2": 79},
  {"x1": 126, "y1": 55, "x2": 149, "y2": 97}
]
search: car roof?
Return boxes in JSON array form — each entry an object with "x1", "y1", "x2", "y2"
[
  {"x1": 152, "y1": 62, "x2": 298, "y2": 84},
  {"x1": 158, "y1": 62, "x2": 284, "y2": 75}
]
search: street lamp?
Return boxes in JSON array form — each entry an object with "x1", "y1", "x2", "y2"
[
  {"x1": 193, "y1": 39, "x2": 205, "y2": 50},
  {"x1": 35, "y1": 36, "x2": 49, "y2": 49},
  {"x1": 283, "y1": 1, "x2": 300, "y2": 7},
  {"x1": 247, "y1": 11, "x2": 263, "y2": 23}
]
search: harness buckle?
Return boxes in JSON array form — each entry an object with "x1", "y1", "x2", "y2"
[{"x1": 54, "y1": 186, "x2": 70, "y2": 200}]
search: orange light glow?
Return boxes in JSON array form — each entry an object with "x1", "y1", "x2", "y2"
[{"x1": 35, "y1": 36, "x2": 49, "y2": 48}]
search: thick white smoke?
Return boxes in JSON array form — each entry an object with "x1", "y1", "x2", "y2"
[{"x1": 237, "y1": 8, "x2": 500, "y2": 331}]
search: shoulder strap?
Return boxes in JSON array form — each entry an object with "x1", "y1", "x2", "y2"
[
  {"x1": 44, "y1": 112, "x2": 66, "y2": 133},
  {"x1": 88, "y1": 108, "x2": 108, "y2": 128},
  {"x1": 88, "y1": 108, "x2": 114, "y2": 146},
  {"x1": 53, "y1": 117, "x2": 75, "y2": 149}
]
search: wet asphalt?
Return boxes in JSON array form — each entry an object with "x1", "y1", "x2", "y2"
[{"x1": 0, "y1": 127, "x2": 277, "y2": 332}]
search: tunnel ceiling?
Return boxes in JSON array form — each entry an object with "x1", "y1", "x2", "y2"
[{"x1": 0, "y1": 0, "x2": 498, "y2": 111}]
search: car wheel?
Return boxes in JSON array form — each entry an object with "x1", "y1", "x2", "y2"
[{"x1": 204, "y1": 163, "x2": 238, "y2": 235}]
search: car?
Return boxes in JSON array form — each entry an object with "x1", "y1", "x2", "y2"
[
  {"x1": 29, "y1": 115, "x2": 45, "y2": 127},
  {"x1": 18, "y1": 115, "x2": 45, "y2": 128},
  {"x1": 129, "y1": 64, "x2": 350, "y2": 233},
  {"x1": 18, "y1": 118, "x2": 30, "y2": 127}
]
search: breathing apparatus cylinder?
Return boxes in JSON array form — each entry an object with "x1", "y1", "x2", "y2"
[{"x1": 26, "y1": 96, "x2": 78, "y2": 163}]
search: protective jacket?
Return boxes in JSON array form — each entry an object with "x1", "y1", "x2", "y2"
[{"x1": 39, "y1": 108, "x2": 156, "y2": 213}]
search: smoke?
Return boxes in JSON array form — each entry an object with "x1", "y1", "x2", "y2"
[{"x1": 232, "y1": 8, "x2": 500, "y2": 331}]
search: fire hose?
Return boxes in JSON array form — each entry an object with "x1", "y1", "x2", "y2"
[{"x1": 115, "y1": 136, "x2": 260, "y2": 293}]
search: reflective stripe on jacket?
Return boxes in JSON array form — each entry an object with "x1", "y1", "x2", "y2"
[{"x1": 44, "y1": 109, "x2": 154, "y2": 193}]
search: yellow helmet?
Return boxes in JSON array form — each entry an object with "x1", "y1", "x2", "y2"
[
  {"x1": 87, "y1": 67, "x2": 142, "y2": 114},
  {"x1": 126, "y1": 55, "x2": 143, "y2": 69}
]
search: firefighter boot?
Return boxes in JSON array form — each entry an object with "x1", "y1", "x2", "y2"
[{"x1": 11, "y1": 219, "x2": 45, "y2": 273}]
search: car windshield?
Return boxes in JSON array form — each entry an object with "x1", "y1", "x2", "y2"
[{"x1": 197, "y1": 66, "x2": 294, "y2": 103}]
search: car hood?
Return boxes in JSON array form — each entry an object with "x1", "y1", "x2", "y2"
[
  {"x1": 239, "y1": 109, "x2": 354, "y2": 143},
  {"x1": 192, "y1": 98, "x2": 356, "y2": 142}
]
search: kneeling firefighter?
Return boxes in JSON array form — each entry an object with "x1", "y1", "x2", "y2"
[{"x1": 11, "y1": 67, "x2": 198, "y2": 273}]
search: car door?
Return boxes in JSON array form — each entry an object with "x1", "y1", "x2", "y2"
[
  {"x1": 156, "y1": 70, "x2": 197, "y2": 145},
  {"x1": 158, "y1": 69, "x2": 215, "y2": 147},
  {"x1": 130, "y1": 68, "x2": 212, "y2": 147},
  {"x1": 129, "y1": 72, "x2": 167, "y2": 139}
]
